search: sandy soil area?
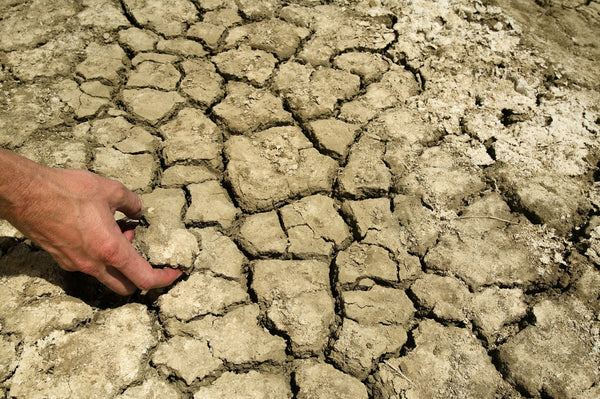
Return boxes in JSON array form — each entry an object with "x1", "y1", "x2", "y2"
[{"x1": 1, "y1": 0, "x2": 599, "y2": 397}]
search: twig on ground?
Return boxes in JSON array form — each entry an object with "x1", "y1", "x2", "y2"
[
  {"x1": 455, "y1": 215, "x2": 518, "y2": 225},
  {"x1": 383, "y1": 360, "x2": 417, "y2": 389}
]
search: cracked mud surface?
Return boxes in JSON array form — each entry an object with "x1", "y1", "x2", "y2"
[{"x1": 1, "y1": 0, "x2": 600, "y2": 397}]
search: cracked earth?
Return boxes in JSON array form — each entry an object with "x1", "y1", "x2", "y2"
[{"x1": 1, "y1": 0, "x2": 600, "y2": 398}]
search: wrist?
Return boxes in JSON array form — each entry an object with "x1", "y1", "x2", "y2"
[{"x1": 0, "y1": 149, "x2": 50, "y2": 225}]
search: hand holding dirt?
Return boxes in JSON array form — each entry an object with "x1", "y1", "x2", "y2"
[{"x1": 0, "y1": 149, "x2": 181, "y2": 295}]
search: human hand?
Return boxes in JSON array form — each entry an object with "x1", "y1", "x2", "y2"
[{"x1": 2, "y1": 158, "x2": 181, "y2": 295}]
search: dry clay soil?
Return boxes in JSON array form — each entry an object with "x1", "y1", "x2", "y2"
[{"x1": 1, "y1": 0, "x2": 600, "y2": 398}]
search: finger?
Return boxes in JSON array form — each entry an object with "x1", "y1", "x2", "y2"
[
  {"x1": 122, "y1": 229, "x2": 135, "y2": 243},
  {"x1": 109, "y1": 181, "x2": 143, "y2": 219},
  {"x1": 95, "y1": 265, "x2": 137, "y2": 296},
  {"x1": 112, "y1": 237, "x2": 182, "y2": 291},
  {"x1": 116, "y1": 219, "x2": 137, "y2": 243}
]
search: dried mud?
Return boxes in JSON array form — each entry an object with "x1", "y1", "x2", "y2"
[{"x1": 1, "y1": 0, "x2": 600, "y2": 398}]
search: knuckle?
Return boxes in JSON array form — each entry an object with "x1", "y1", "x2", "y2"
[
  {"x1": 108, "y1": 180, "x2": 127, "y2": 198},
  {"x1": 136, "y1": 277, "x2": 155, "y2": 291},
  {"x1": 97, "y1": 238, "x2": 122, "y2": 263},
  {"x1": 75, "y1": 260, "x2": 100, "y2": 277}
]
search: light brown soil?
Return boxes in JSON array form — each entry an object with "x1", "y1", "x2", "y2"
[{"x1": 1, "y1": 0, "x2": 600, "y2": 398}]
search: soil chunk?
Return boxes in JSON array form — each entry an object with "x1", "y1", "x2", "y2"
[
  {"x1": 92, "y1": 148, "x2": 156, "y2": 192},
  {"x1": 307, "y1": 119, "x2": 360, "y2": 160},
  {"x1": 135, "y1": 188, "x2": 199, "y2": 269},
  {"x1": 170, "y1": 304, "x2": 287, "y2": 365},
  {"x1": 425, "y1": 219, "x2": 562, "y2": 290},
  {"x1": 213, "y1": 82, "x2": 293, "y2": 134},
  {"x1": 237, "y1": 211, "x2": 288, "y2": 257},
  {"x1": 180, "y1": 59, "x2": 224, "y2": 107},
  {"x1": 136, "y1": 225, "x2": 198, "y2": 270},
  {"x1": 194, "y1": 371, "x2": 292, "y2": 399},
  {"x1": 1, "y1": 296, "x2": 93, "y2": 343},
  {"x1": 185, "y1": 181, "x2": 240, "y2": 229},
  {"x1": 280, "y1": 194, "x2": 352, "y2": 259},
  {"x1": 167, "y1": 304, "x2": 286, "y2": 365},
  {"x1": 161, "y1": 165, "x2": 218, "y2": 187},
  {"x1": 194, "y1": 227, "x2": 247, "y2": 281},
  {"x1": 410, "y1": 274, "x2": 471, "y2": 322},
  {"x1": 152, "y1": 336, "x2": 222, "y2": 385},
  {"x1": 224, "y1": 126, "x2": 337, "y2": 212},
  {"x1": 0, "y1": 0, "x2": 78, "y2": 51},
  {"x1": 213, "y1": 47, "x2": 277, "y2": 86},
  {"x1": 157, "y1": 272, "x2": 249, "y2": 321},
  {"x1": 497, "y1": 297, "x2": 600, "y2": 397},
  {"x1": 329, "y1": 319, "x2": 408, "y2": 380},
  {"x1": 122, "y1": 89, "x2": 185, "y2": 125},
  {"x1": 159, "y1": 108, "x2": 223, "y2": 168},
  {"x1": 336, "y1": 242, "x2": 399, "y2": 285},
  {"x1": 8, "y1": 304, "x2": 157, "y2": 399},
  {"x1": 118, "y1": 27, "x2": 158, "y2": 52},
  {"x1": 294, "y1": 6, "x2": 396, "y2": 66},
  {"x1": 76, "y1": 43, "x2": 126, "y2": 83},
  {"x1": 371, "y1": 319, "x2": 515, "y2": 398},
  {"x1": 333, "y1": 52, "x2": 390, "y2": 84},
  {"x1": 224, "y1": 19, "x2": 309, "y2": 60},
  {"x1": 118, "y1": 376, "x2": 182, "y2": 399},
  {"x1": 156, "y1": 38, "x2": 207, "y2": 57},
  {"x1": 273, "y1": 62, "x2": 361, "y2": 121},
  {"x1": 127, "y1": 61, "x2": 180, "y2": 90},
  {"x1": 294, "y1": 360, "x2": 368, "y2": 399},
  {"x1": 0, "y1": 335, "x2": 18, "y2": 383},
  {"x1": 252, "y1": 259, "x2": 334, "y2": 355},
  {"x1": 469, "y1": 287, "x2": 528, "y2": 344},
  {"x1": 339, "y1": 66, "x2": 419, "y2": 124},
  {"x1": 122, "y1": 0, "x2": 198, "y2": 36},
  {"x1": 337, "y1": 135, "x2": 391, "y2": 199},
  {"x1": 342, "y1": 285, "x2": 415, "y2": 326}
]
